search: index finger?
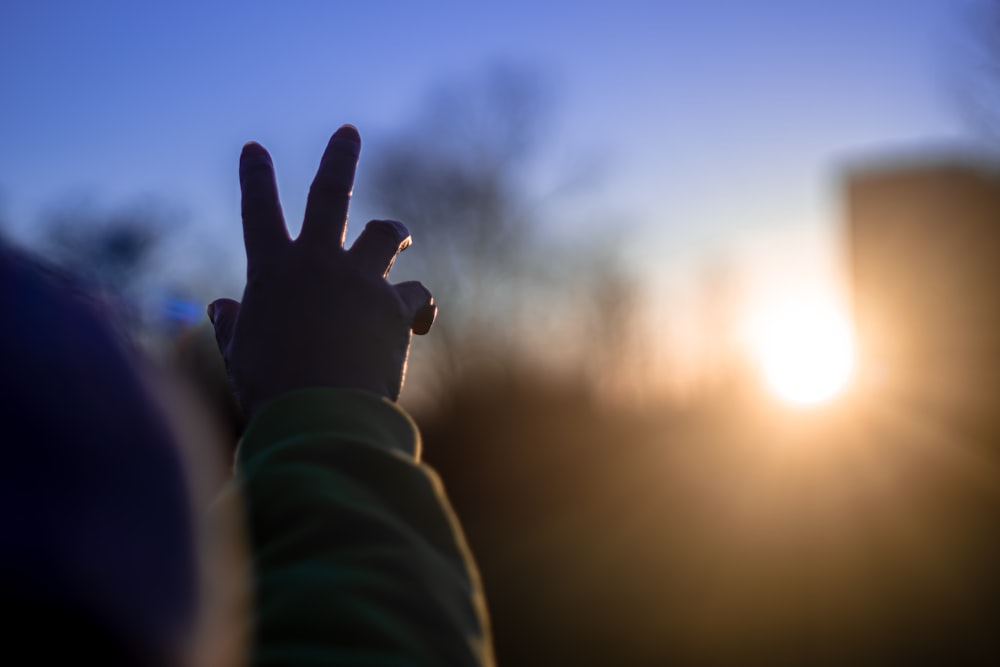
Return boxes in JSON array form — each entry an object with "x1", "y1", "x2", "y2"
[
  {"x1": 240, "y1": 142, "x2": 290, "y2": 271},
  {"x1": 299, "y1": 124, "x2": 361, "y2": 248}
]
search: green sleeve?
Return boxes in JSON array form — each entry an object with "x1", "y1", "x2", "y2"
[{"x1": 237, "y1": 388, "x2": 494, "y2": 666}]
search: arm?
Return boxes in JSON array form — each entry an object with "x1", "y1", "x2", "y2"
[
  {"x1": 210, "y1": 125, "x2": 494, "y2": 666},
  {"x1": 239, "y1": 389, "x2": 492, "y2": 666}
]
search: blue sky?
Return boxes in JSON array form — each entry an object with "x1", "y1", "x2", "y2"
[{"x1": 0, "y1": 1, "x2": 974, "y2": 304}]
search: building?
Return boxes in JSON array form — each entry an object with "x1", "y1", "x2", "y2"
[{"x1": 847, "y1": 157, "x2": 1000, "y2": 435}]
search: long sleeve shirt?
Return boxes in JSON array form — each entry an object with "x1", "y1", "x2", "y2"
[{"x1": 237, "y1": 388, "x2": 494, "y2": 666}]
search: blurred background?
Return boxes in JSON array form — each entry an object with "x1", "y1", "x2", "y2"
[{"x1": 4, "y1": 0, "x2": 1000, "y2": 664}]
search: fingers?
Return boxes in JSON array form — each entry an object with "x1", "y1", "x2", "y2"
[
  {"x1": 299, "y1": 124, "x2": 361, "y2": 248},
  {"x1": 240, "y1": 143, "x2": 290, "y2": 271},
  {"x1": 207, "y1": 298, "x2": 241, "y2": 356},
  {"x1": 395, "y1": 281, "x2": 437, "y2": 335},
  {"x1": 348, "y1": 219, "x2": 412, "y2": 277}
]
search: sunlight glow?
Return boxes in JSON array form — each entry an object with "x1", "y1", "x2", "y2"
[{"x1": 747, "y1": 300, "x2": 856, "y2": 405}]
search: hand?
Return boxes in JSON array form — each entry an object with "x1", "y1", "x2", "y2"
[{"x1": 208, "y1": 125, "x2": 436, "y2": 419}]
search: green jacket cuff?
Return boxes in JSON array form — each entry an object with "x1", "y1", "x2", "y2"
[{"x1": 239, "y1": 388, "x2": 421, "y2": 463}]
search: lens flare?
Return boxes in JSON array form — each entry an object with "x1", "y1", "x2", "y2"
[{"x1": 747, "y1": 301, "x2": 855, "y2": 405}]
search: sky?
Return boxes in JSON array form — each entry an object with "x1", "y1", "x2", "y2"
[{"x1": 0, "y1": 0, "x2": 977, "y2": 330}]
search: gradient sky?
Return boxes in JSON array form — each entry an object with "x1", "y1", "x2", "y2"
[{"x1": 0, "y1": 0, "x2": 975, "y2": 310}]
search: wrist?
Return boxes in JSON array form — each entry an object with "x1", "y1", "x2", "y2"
[{"x1": 238, "y1": 387, "x2": 422, "y2": 464}]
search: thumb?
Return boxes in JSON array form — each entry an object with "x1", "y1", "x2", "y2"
[
  {"x1": 207, "y1": 298, "x2": 241, "y2": 356},
  {"x1": 395, "y1": 281, "x2": 437, "y2": 335}
]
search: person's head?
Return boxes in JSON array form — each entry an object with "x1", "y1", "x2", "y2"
[{"x1": 0, "y1": 241, "x2": 197, "y2": 666}]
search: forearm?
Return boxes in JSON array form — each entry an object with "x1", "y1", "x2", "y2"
[{"x1": 237, "y1": 388, "x2": 493, "y2": 666}]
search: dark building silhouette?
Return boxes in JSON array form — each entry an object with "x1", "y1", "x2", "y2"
[{"x1": 847, "y1": 157, "x2": 1000, "y2": 437}]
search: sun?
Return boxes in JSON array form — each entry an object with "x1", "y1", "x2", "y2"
[{"x1": 746, "y1": 300, "x2": 856, "y2": 405}]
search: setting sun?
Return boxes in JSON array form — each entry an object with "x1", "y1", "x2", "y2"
[{"x1": 746, "y1": 300, "x2": 856, "y2": 405}]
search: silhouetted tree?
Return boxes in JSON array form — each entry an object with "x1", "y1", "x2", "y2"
[
  {"x1": 39, "y1": 202, "x2": 163, "y2": 294},
  {"x1": 955, "y1": 0, "x2": 1000, "y2": 137},
  {"x1": 365, "y1": 64, "x2": 642, "y2": 399},
  {"x1": 6, "y1": 197, "x2": 221, "y2": 339}
]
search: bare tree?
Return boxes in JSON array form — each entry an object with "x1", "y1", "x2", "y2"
[
  {"x1": 39, "y1": 202, "x2": 164, "y2": 294},
  {"x1": 953, "y1": 0, "x2": 1000, "y2": 138},
  {"x1": 365, "y1": 64, "x2": 642, "y2": 399},
  {"x1": 366, "y1": 65, "x2": 556, "y2": 386},
  {"x1": 9, "y1": 197, "x2": 220, "y2": 338}
]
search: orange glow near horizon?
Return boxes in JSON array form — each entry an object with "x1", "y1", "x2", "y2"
[{"x1": 745, "y1": 298, "x2": 856, "y2": 405}]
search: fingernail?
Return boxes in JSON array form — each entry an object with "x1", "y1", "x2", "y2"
[{"x1": 413, "y1": 302, "x2": 437, "y2": 335}]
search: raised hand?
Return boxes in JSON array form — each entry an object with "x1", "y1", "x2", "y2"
[{"x1": 208, "y1": 125, "x2": 436, "y2": 419}]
